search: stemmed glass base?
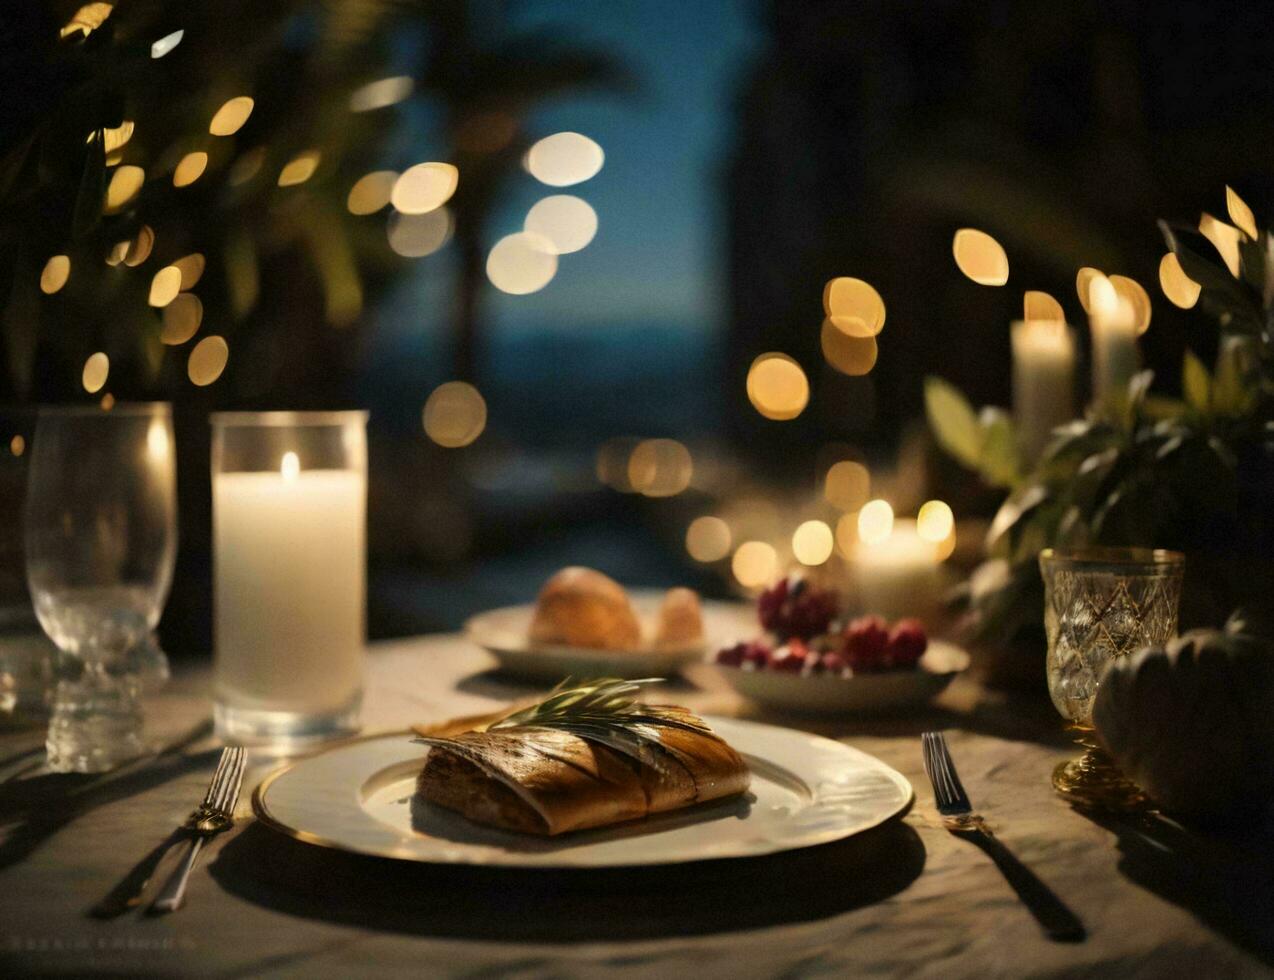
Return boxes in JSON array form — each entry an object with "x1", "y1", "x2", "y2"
[
  {"x1": 45, "y1": 660, "x2": 145, "y2": 773},
  {"x1": 1052, "y1": 724, "x2": 1148, "y2": 811}
]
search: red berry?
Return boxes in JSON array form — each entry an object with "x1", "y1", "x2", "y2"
[
  {"x1": 769, "y1": 639, "x2": 809, "y2": 673},
  {"x1": 757, "y1": 575, "x2": 838, "y2": 640},
  {"x1": 886, "y1": 619, "x2": 928, "y2": 669},
  {"x1": 715, "y1": 642, "x2": 747, "y2": 667},
  {"x1": 741, "y1": 640, "x2": 772, "y2": 670},
  {"x1": 820, "y1": 651, "x2": 849, "y2": 676},
  {"x1": 844, "y1": 615, "x2": 890, "y2": 672}
]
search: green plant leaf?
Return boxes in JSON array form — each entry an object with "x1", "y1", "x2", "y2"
[
  {"x1": 978, "y1": 406, "x2": 1019, "y2": 488},
  {"x1": 1183, "y1": 349, "x2": 1211, "y2": 416},
  {"x1": 985, "y1": 482, "x2": 1049, "y2": 554},
  {"x1": 925, "y1": 376, "x2": 983, "y2": 469},
  {"x1": 1212, "y1": 337, "x2": 1257, "y2": 418}
]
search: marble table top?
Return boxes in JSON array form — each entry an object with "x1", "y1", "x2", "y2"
[{"x1": 2, "y1": 633, "x2": 1271, "y2": 978}]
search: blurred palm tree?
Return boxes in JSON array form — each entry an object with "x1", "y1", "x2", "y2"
[{"x1": 399, "y1": 0, "x2": 632, "y2": 382}]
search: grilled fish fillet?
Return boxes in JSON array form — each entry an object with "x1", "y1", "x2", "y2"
[{"x1": 414, "y1": 711, "x2": 750, "y2": 836}]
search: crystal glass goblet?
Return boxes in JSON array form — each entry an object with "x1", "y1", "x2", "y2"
[
  {"x1": 25, "y1": 404, "x2": 176, "y2": 772},
  {"x1": 1039, "y1": 547, "x2": 1183, "y2": 808}
]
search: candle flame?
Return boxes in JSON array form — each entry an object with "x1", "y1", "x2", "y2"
[{"x1": 281, "y1": 451, "x2": 300, "y2": 481}]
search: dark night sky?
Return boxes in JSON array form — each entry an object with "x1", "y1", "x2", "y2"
[{"x1": 376, "y1": 0, "x2": 763, "y2": 352}]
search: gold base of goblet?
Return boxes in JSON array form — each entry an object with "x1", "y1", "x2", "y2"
[{"x1": 1052, "y1": 726, "x2": 1148, "y2": 812}]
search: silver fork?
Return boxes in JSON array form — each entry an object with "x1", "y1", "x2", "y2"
[
  {"x1": 147, "y1": 745, "x2": 246, "y2": 915},
  {"x1": 922, "y1": 731, "x2": 1086, "y2": 942}
]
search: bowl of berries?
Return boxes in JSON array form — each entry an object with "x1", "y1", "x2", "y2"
[{"x1": 710, "y1": 575, "x2": 970, "y2": 714}]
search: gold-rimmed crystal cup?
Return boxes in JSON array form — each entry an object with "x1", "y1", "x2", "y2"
[{"x1": 1039, "y1": 547, "x2": 1184, "y2": 808}]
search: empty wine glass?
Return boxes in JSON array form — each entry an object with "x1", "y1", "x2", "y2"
[{"x1": 25, "y1": 404, "x2": 176, "y2": 772}]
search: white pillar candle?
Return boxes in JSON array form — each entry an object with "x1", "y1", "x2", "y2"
[
  {"x1": 214, "y1": 457, "x2": 365, "y2": 715},
  {"x1": 852, "y1": 520, "x2": 942, "y2": 622},
  {"x1": 1088, "y1": 277, "x2": 1139, "y2": 405},
  {"x1": 1011, "y1": 319, "x2": 1075, "y2": 460}
]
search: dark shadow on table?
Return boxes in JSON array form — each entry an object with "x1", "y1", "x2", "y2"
[
  {"x1": 1077, "y1": 807, "x2": 1274, "y2": 966},
  {"x1": 0, "y1": 718, "x2": 214, "y2": 875},
  {"x1": 210, "y1": 815, "x2": 926, "y2": 942}
]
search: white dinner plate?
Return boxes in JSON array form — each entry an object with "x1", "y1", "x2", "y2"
[
  {"x1": 252, "y1": 717, "x2": 913, "y2": 868},
  {"x1": 709, "y1": 641, "x2": 970, "y2": 714},
  {"x1": 465, "y1": 593, "x2": 756, "y2": 681}
]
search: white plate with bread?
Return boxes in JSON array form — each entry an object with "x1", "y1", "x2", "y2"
[
  {"x1": 253, "y1": 714, "x2": 913, "y2": 867},
  {"x1": 466, "y1": 567, "x2": 755, "y2": 681}
]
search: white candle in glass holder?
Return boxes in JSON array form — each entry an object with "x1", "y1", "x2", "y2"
[
  {"x1": 213, "y1": 455, "x2": 365, "y2": 717},
  {"x1": 1088, "y1": 276, "x2": 1139, "y2": 405},
  {"x1": 1011, "y1": 319, "x2": 1075, "y2": 460},
  {"x1": 852, "y1": 520, "x2": 942, "y2": 622}
]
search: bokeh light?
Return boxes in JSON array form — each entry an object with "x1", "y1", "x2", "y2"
[
  {"x1": 916, "y1": 500, "x2": 954, "y2": 542},
  {"x1": 40, "y1": 255, "x2": 70, "y2": 295},
  {"x1": 746, "y1": 353, "x2": 809, "y2": 420},
  {"x1": 105, "y1": 165, "x2": 144, "y2": 212},
  {"x1": 835, "y1": 511, "x2": 858, "y2": 556},
  {"x1": 423, "y1": 381, "x2": 487, "y2": 448},
  {"x1": 824, "y1": 459, "x2": 870, "y2": 511},
  {"x1": 9, "y1": 434, "x2": 24, "y2": 457},
  {"x1": 391, "y1": 163, "x2": 458, "y2": 214},
  {"x1": 105, "y1": 240, "x2": 129, "y2": 266},
  {"x1": 1199, "y1": 213, "x2": 1242, "y2": 277},
  {"x1": 61, "y1": 3, "x2": 112, "y2": 38},
  {"x1": 123, "y1": 225, "x2": 154, "y2": 267},
  {"x1": 347, "y1": 171, "x2": 397, "y2": 215},
  {"x1": 792, "y1": 520, "x2": 834, "y2": 566},
  {"x1": 188, "y1": 336, "x2": 229, "y2": 386},
  {"x1": 732, "y1": 540, "x2": 778, "y2": 589},
  {"x1": 524, "y1": 195, "x2": 597, "y2": 254},
  {"x1": 151, "y1": 29, "x2": 183, "y2": 59},
  {"x1": 82, "y1": 352, "x2": 109, "y2": 393},
  {"x1": 595, "y1": 437, "x2": 641, "y2": 491},
  {"x1": 148, "y1": 266, "x2": 181, "y2": 307},
  {"x1": 100, "y1": 393, "x2": 115, "y2": 410},
  {"x1": 822, "y1": 277, "x2": 885, "y2": 335},
  {"x1": 1158, "y1": 252, "x2": 1200, "y2": 309},
  {"x1": 278, "y1": 150, "x2": 321, "y2": 187},
  {"x1": 1075, "y1": 267, "x2": 1102, "y2": 314},
  {"x1": 173, "y1": 151, "x2": 208, "y2": 187},
  {"x1": 100, "y1": 121, "x2": 134, "y2": 155},
  {"x1": 820, "y1": 320, "x2": 878, "y2": 375},
  {"x1": 173, "y1": 253, "x2": 205, "y2": 289},
  {"x1": 952, "y1": 228, "x2": 1009, "y2": 285},
  {"x1": 627, "y1": 438, "x2": 692, "y2": 497},
  {"x1": 1226, "y1": 185, "x2": 1258, "y2": 239},
  {"x1": 387, "y1": 208, "x2": 452, "y2": 257},
  {"x1": 1023, "y1": 290, "x2": 1064, "y2": 322},
  {"x1": 1108, "y1": 274, "x2": 1152, "y2": 335},
  {"x1": 349, "y1": 76, "x2": 413, "y2": 113},
  {"x1": 161, "y1": 294, "x2": 203, "y2": 345},
  {"x1": 209, "y1": 97, "x2": 254, "y2": 136},
  {"x1": 857, "y1": 499, "x2": 894, "y2": 545},
  {"x1": 525, "y1": 132, "x2": 604, "y2": 186},
  {"x1": 486, "y1": 232, "x2": 557, "y2": 294},
  {"x1": 1086, "y1": 272, "x2": 1119, "y2": 318},
  {"x1": 685, "y1": 516, "x2": 732, "y2": 562}
]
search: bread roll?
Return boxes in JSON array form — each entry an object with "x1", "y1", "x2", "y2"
[
  {"x1": 528, "y1": 567, "x2": 641, "y2": 650},
  {"x1": 653, "y1": 587, "x2": 704, "y2": 648}
]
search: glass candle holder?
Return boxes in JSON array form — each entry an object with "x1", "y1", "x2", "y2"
[
  {"x1": 1039, "y1": 547, "x2": 1184, "y2": 808},
  {"x1": 211, "y1": 411, "x2": 367, "y2": 745}
]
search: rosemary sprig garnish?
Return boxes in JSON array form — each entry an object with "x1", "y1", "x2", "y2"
[{"x1": 490, "y1": 677, "x2": 713, "y2": 740}]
